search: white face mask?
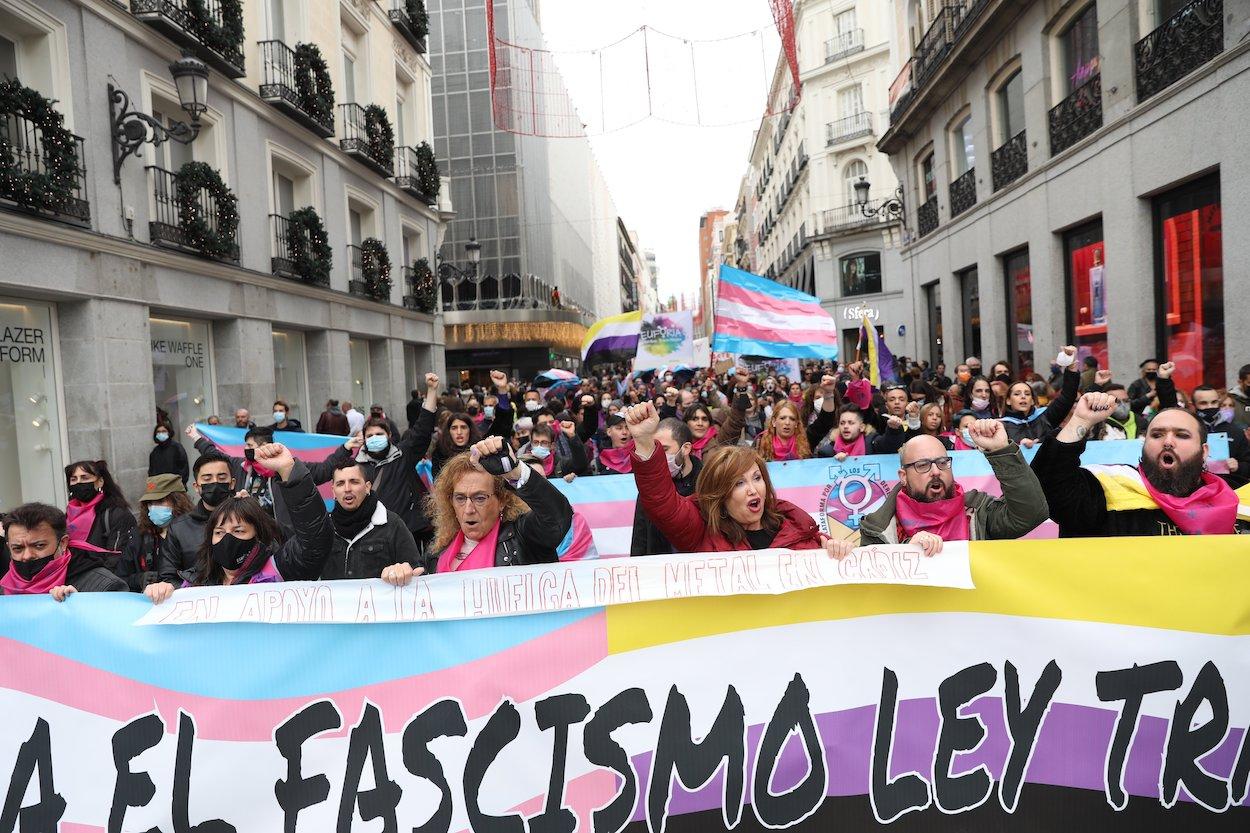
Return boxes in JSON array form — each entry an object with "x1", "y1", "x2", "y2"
[
  {"x1": 813, "y1": 397, "x2": 823, "y2": 411},
  {"x1": 665, "y1": 451, "x2": 683, "y2": 478},
  {"x1": 525, "y1": 400, "x2": 542, "y2": 412},
  {"x1": 531, "y1": 445, "x2": 551, "y2": 459},
  {"x1": 971, "y1": 397, "x2": 990, "y2": 411}
]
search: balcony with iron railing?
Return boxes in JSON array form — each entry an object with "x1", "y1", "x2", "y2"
[
  {"x1": 347, "y1": 243, "x2": 392, "y2": 302},
  {"x1": 825, "y1": 111, "x2": 873, "y2": 146},
  {"x1": 991, "y1": 130, "x2": 1027, "y2": 191},
  {"x1": 949, "y1": 168, "x2": 977, "y2": 217},
  {"x1": 270, "y1": 213, "x2": 330, "y2": 286},
  {"x1": 389, "y1": 0, "x2": 429, "y2": 53},
  {"x1": 824, "y1": 29, "x2": 864, "y2": 63},
  {"x1": 393, "y1": 144, "x2": 438, "y2": 205},
  {"x1": 1048, "y1": 74, "x2": 1102, "y2": 156},
  {"x1": 0, "y1": 108, "x2": 90, "y2": 226},
  {"x1": 917, "y1": 195, "x2": 939, "y2": 238},
  {"x1": 147, "y1": 165, "x2": 239, "y2": 262},
  {"x1": 338, "y1": 103, "x2": 395, "y2": 177},
  {"x1": 1135, "y1": 0, "x2": 1223, "y2": 102},
  {"x1": 258, "y1": 40, "x2": 335, "y2": 138},
  {"x1": 817, "y1": 201, "x2": 888, "y2": 235},
  {"x1": 130, "y1": 0, "x2": 246, "y2": 78}
]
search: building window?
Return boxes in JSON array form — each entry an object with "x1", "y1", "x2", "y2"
[
  {"x1": 959, "y1": 267, "x2": 981, "y2": 360},
  {"x1": 1063, "y1": 220, "x2": 1107, "y2": 368},
  {"x1": 951, "y1": 113, "x2": 975, "y2": 176},
  {"x1": 924, "y1": 282, "x2": 943, "y2": 365},
  {"x1": 920, "y1": 151, "x2": 936, "y2": 200},
  {"x1": 838, "y1": 84, "x2": 863, "y2": 118},
  {"x1": 1003, "y1": 249, "x2": 1033, "y2": 376},
  {"x1": 272, "y1": 329, "x2": 308, "y2": 424},
  {"x1": 150, "y1": 317, "x2": 213, "y2": 461},
  {"x1": 265, "y1": 0, "x2": 286, "y2": 41},
  {"x1": 840, "y1": 252, "x2": 882, "y2": 297},
  {"x1": 348, "y1": 338, "x2": 372, "y2": 408},
  {"x1": 1061, "y1": 3, "x2": 1099, "y2": 94},
  {"x1": 997, "y1": 69, "x2": 1024, "y2": 144},
  {"x1": 1154, "y1": 175, "x2": 1223, "y2": 392},
  {"x1": 0, "y1": 32, "x2": 16, "y2": 80},
  {"x1": 843, "y1": 159, "x2": 868, "y2": 206},
  {"x1": 0, "y1": 298, "x2": 65, "y2": 508}
]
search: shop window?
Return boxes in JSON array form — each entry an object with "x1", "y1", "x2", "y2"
[
  {"x1": 1061, "y1": 3, "x2": 1099, "y2": 94},
  {"x1": 272, "y1": 329, "x2": 308, "y2": 423},
  {"x1": 840, "y1": 252, "x2": 882, "y2": 297},
  {"x1": 0, "y1": 299, "x2": 65, "y2": 507},
  {"x1": 151, "y1": 317, "x2": 214, "y2": 460},
  {"x1": 349, "y1": 338, "x2": 372, "y2": 409},
  {"x1": 1154, "y1": 176, "x2": 1223, "y2": 392},
  {"x1": 1003, "y1": 249, "x2": 1033, "y2": 376},
  {"x1": 1063, "y1": 220, "x2": 1107, "y2": 368},
  {"x1": 959, "y1": 267, "x2": 981, "y2": 360}
]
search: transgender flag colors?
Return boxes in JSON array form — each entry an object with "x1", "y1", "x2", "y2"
[
  {"x1": 711, "y1": 264, "x2": 840, "y2": 360},
  {"x1": 580, "y1": 309, "x2": 642, "y2": 366}
]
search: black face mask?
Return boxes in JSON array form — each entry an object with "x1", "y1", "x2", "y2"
[
  {"x1": 14, "y1": 554, "x2": 55, "y2": 580},
  {"x1": 244, "y1": 447, "x2": 257, "y2": 462},
  {"x1": 1197, "y1": 407, "x2": 1220, "y2": 425},
  {"x1": 200, "y1": 482, "x2": 232, "y2": 507},
  {"x1": 67, "y1": 482, "x2": 98, "y2": 504},
  {"x1": 994, "y1": 373, "x2": 1012, "y2": 385},
  {"x1": 467, "y1": 406, "x2": 480, "y2": 416},
  {"x1": 211, "y1": 533, "x2": 257, "y2": 571},
  {"x1": 1145, "y1": 371, "x2": 1158, "y2": 381}
]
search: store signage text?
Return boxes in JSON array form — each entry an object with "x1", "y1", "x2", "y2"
[
  {"x1": 0, "y1": 326, "x2": 46, "y2": 363},
  {"x1": 841, "y1": 305, "x2": 880, "y2": 321},
  {"x1": 152, "y1": 339, "x2": 205, "y2": 368}
]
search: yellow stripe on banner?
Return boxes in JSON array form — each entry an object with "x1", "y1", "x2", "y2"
[{"x1": 606, "y1": 536, "x2": 1250, "y2": 655}]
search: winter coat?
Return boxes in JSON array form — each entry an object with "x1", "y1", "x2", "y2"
[
  {"x1": 631, "y1": 447, "x2": 822, "y2": 552},
  {"x1": 322, "y1": 501, "x2": 421, "y2": 581},
  {"x1": 999, "y1": 368, "x2": 1080, "y2": 444},
  {"x1": 316, "y1": 409, "x2": 350, "y2": 436},
  {"x1": 148, "y1": 438, "x2": 189, "y2": 485},
  {"x1": 858, "y1": 443, "x2": 1049, "y2": 544},
  {"x1": 630, "y1": 455, "x2": 702, "y2": 556},
  {"x1": 84, "y1": 505, "x2": 137, "y2": 554},
  {"x1": 271, "y1": 418, "x2": 305, "y2": 433},
  {"x1": 162, "y1": 501, "x2": 210, "y2": 585},
  {"x1": 115, "y1": 529, "x2": 177, "y2": 592}
]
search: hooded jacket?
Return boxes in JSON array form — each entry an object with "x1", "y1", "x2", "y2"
[{"x1": 316, "y1": 408, "x2": 350, "y2": 436}]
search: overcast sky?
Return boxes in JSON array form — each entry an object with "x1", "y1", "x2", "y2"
[{"x1": 535, "y1": 0, "x2": 782, "y2": 306}]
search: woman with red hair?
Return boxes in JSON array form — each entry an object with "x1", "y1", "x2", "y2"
[{"x1": 756, "y1": 375, "x2": 840, "y2": 462}]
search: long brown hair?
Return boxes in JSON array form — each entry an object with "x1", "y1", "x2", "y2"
[
  {"x1": 696, "y1": 445, "x2": 783, "y2": 546},
  {"x1": 423, "y1": 453, "x2": 530, "y2": 553},
  {"x1": 755, "y1": 400, "x2": 811, "y2": 461},
  {"x1": 192, "y1": 496, "x2": 284, "y2": 586}
]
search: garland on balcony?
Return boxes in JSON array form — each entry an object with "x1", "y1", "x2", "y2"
[
  {"x1": 287, "y1": 207, "x2": 332, "y2": 285},
  {"x1": 0, "y1": 79, "x2": 80, "y2": 212},
  {"x1": 187, "y1": 0, "x2": 244, "y2": 64},
  {"x1": 405, "y1": 0, "x2": 430, "y2": 40},
  {"x1": 361, "y1": 105, "x2": 394, "y2": 167},
  {"x1": 293, "y1": 43, "x2": 334, "y2": 128},
  {"x1": 415, "y1": 142, "x2": 440, "y2": 200},
  {"x1": 175, "y1": 161, "x2": 239, "y2": 261},
  {"x1": 359, "y1": 237, "x2": 392, "y2": 300},
  {"x1": 410, "y1": 257, "x2": 437, "y2": 313}
]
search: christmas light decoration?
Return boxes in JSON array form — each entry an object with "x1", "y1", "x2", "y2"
[
  {"x1": 359, "y1": 237, "x2": 392, "y2": 301},
  {"x1": 0, "y1": 79, "x2": 80, "y2": 214},
  {"x1": 175, "y1": 161, "x2": 239, "y2": 262},
  {"x1": 293, "y1": 43, "x2": 334, "y2": 130},
  {"x1": 361, "y1": 105, "x2": 394, "y2": 171},
  {"x1": 415, "y1": 141, "x2": 440, "y2": 201},
  {"x1": 410, "y1": 257, "x2": 437, "y2": 314},
  {"x1": 287, "y1": 206, "x2": 332, "y2": 285}
]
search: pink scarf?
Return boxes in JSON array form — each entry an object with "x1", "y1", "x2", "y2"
[
  {"x1": 244, "y1": 459, "x2": 277, "y2": 479},
  {"x1": 770, "y1": 433, "x2": 798, "y2": 461},
  {"x1": 0, "y1": 548, "x2": 73, "y2": 594},
  {"x1": 599, "y1": 441, "x2": 635, "y2": 474},
  {"x1": 437, "y1": 516, "x2": 504, "y2": 573},
  {"x1": 689, "y1": 425, "x2": 718, "y2": 459},
  {"x1": 66, "y1": 491, "x2": 103, "y2": 547},
  {"x1": 894, "y1": 484, "x2": 971, "y2": 542},
  {"x1": 540, "y1": 450, "x2": 555, "y2": 477},
  {"x1": 833, "y1": 433, "x2": 866, "y2": 457},
  {"x1": 1139, "y1": 467, "x2": 1239, "y2": 535}
]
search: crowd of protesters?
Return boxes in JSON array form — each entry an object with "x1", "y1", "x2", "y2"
[{"x1": 2, "y1": 350, "x2": 1247, "y2": 601}]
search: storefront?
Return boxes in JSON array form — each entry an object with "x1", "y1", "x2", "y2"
[
  {"x1": 0, "y1": 298, "x2": 66, "y2": 508},
  {"x1": 1064, "y1": 220, "x2": 1107, "y2": 368},
  {"x1": 150, "y1": 316, "x2": 214, "y2": 459},
  {"x1": 443, "y1": 309, "x2": 588, "y2": 384},
  {"x1": 272, "y1": 329, "x2": 309, "y2": 425}
]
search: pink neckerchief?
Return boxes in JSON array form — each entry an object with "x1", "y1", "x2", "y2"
[
  {"x1": 1138, "y1": 467, "x2": 1239, "y2": 535},
  {"x1": 0, "y1": 548, "x2": 73, "y2": 594},
  {"x1": 244, "y1": 459, "x2": 277, "y2": 479},
  {"x1": 438, "y1": 516, "x2": 504, "y2": 573},
  {"x1": 894, "y1": 484, "x2": 971, "y2": 542},
  {"x1": 66, "y1": 491, "x2": 103, "y2": 546},
  {"x1": 599, "y1": 441, "x2": 635, "y2": 473},
  {"x1": 540, "y1": 449, "x2": 555, "y2": 477},
  {"x1": 690, "y1": 425, "x2": 718, "y2": 459},
  {"x1": 771, "y1": 433, "x2": 798, "y2": 461},
  {"x1": 834, "y1": 433, "x2": 866, "y2": 456}
]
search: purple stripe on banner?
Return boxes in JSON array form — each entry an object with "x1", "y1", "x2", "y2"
[{"x1": 628, "y1": 697, "x2": 1247, "y2": 820}]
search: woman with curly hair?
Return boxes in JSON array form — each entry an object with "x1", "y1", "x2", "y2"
[{"x1": 755, "y1": 375, "x2": 840, "y2": 462}]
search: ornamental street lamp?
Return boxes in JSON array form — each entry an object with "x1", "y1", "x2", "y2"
[
  {"x1": 854, "y1": 175, "x2": 906, "y2": 223},
  {"x1": 438, "y1": 238, "x2": 485, "y2": 311},
  {"x1": 109, "y1": 50, "x2": 210, "y2": 183}
]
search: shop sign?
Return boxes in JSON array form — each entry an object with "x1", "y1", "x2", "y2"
[
  {"x1": 0, "y1": 326, "x2": 46, "y2": 363},
  {"x1": 841, "y1": 304, "x2": 880, "y2": 322},
  {"x1": 151, "y1": 338, "x2": 206, "y2": 368}
]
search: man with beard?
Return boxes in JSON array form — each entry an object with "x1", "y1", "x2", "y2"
[
  {"x1": 1031, "y1": 392, "x2": 1248, "y2": 536},
  {"x1": 1153, "y1": 361, "x2": 1250, "y2": 489},
  {"x1": 858, "y1": 420, "x2": 1049, "y2": 550}
]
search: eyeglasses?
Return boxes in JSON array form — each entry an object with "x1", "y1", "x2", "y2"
[
  {"x1": 901, "y1": 456, "x2": 952, "y2": 474},
  {"x1": 452, "y1": 493, "x2": 493, "y2": 507}
]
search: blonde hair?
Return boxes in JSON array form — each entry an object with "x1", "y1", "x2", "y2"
[
  {"x1": 423, "y1": 454, "x2": 529, "y2": 553},
  {"x1": 696, "y1": 445, "x2": 783, "y2": 545},
  {"x1": 756, "y1": 399, "x2": 811, "y2": 461}
]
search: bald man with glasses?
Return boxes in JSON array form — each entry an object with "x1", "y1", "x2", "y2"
[{"x1": 857, "y1": 420, "x2": 1049, "y2": 552}]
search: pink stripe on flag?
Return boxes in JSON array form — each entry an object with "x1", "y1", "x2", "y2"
[
  {"x1": 717, "y1": 279, "x2": 828, "y2": 317},
  {"x1": 715, "y1": 315, "x2": 841, "y2": 347}
]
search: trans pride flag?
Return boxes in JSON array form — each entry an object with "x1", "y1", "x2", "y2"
[
  {"x1": 198, "y1": 424, "x2": 344, "y2": 508},
  {"x1": 711, "y1": 264, "x2": 839, "y2": 360}
]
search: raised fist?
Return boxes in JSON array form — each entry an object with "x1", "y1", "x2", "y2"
[
  {"x1": 489, "y1": 370, "x2": 508, "y2": 391},
  {"x1": 967, "y1": 419, "x2": 1008, "y2": 452},
  {"x1": 1157, "y1": 361, "x2": 1175, "y2": 380},
  {"x1": 1070, "y1": 392, "x2": 1119, "y2": 426},
  {"x1": 425, "y1": 373, "x2": 440, "y2": 390},
  {"x1": 253, "y1": 442, "x2": 296, "y2": 479}
]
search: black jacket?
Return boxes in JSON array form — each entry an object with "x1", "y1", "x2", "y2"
[
  {"x1": 162, "y1": 501, "x2": 211, "y2": 585},
  {"x1": 631, "y1": 456, "x2": 701, "y2": 556},
  {"x1": 85, "y1": 505, "x2": 137, "y2": 554},
  {"x1": 427, "y1": 467, "x2": 573, "y2": 572},
  {"x1": 1030, "y1": 429, "x2": 1248, "y2": 536},
  {"x1": 148, "y1": 439, "x2": 189, "y2": 485},
  {"x1": 323, "y1": 501, "x2": 421, "y2": 580},
  {"x1": 271, "y1": 418, "x2": 305, "y2": 433},
  {"x1": 115, "y1": 530, "x2": 176, "y2": 592},
  {"x1": 1000, "y1": 368, "x2": 1080, "y2": 444}
]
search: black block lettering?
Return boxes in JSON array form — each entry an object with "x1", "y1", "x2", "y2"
[
  {"x1": 530, "y1": 693, "x2": 592, "y2": 833},
  {"x1": 1161, "y1": 661, "x2": 1231, "y2": 810},
  {"x1": 869, "y1": 668, "x2": 930, "y2": 823},
  {"x1": 402, "y1": 699, "x2": 469, "y2": 833},
  {"x1": 0, "y1": 718, "x2": 66, "y2": 833},
  {"x1": 1095, "y1": 660, "x2": 1183, "y2": 810},
  {"x1": 751, "y1": 673, "x2": 826, "y2": 828},
  {"x1": 109, "y1": 712, "x2": 164, "y2": 833},
  {"x1": 464, "y1": 700, "x2": 525, "y2": 833},
  {"x1": 583, "y1": 688, "x2": 653, "y2": 833},
  {"x1": 173, "y1": 711, "x2": 235, "y2": 833},
  {"x1": 337, "y1": 703, "x2": 400, "y2": 833},
  {"x1": 999, "y1": 660, "x2": 1061, "y2": 813},
  {"x1": 274, "y1": 700, "x2": 342, "y2": 833},
  {"x1": 934, "y1": 662, "x2": 997, "y2": 813}
]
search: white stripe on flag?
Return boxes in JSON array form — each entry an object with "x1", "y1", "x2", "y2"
[{"x1": 716, "y1": 298, "x2": 841, "y2": 334}]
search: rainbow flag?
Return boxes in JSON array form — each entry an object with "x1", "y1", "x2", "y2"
[
  {"x1": 711, "y1": 264, "x2": 839, "y2": 360},
  {"x1": 580, "y1": 309, "x2": 642, "y2": 366}
]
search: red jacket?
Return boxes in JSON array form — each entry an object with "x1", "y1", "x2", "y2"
[{"x1": 630, "y1": 446, "x2": 822, "y2": 553}]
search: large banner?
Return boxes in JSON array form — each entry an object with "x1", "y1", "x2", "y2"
[
  {"x1": 557, "y1": 438, "x2": 1232, "y2": 558},
  {"x1": 2, "y1": 538, "x2": 1248, "y2": 831}
]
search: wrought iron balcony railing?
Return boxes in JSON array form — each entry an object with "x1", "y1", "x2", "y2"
[
  {"x1": 258, "y1": 40, "x2": 335, "y2": 138},
  {"x1": 270, "y1": 213, "x2": 331, "y2": 286},
  {"x1": 825, "y1": 111, "x2": 874, "y2": 146},
  {"x1": 0, "y1": 109, "x2": 90, "y2": 225},
  {"x1": 347, "y1": 243, "x2": 391, "y2": 302},
  {"x1": 824, "y1": 30, "x2": 864, "y2": 63},
  {"x1": 130, "y1": 0, "x2": 245, "y2": 78},
  {"x1": 338, "y1": 103, "x2": 394, "y2": 177},
  {"x1": 1049, "y1": 74, "x2": 1102, "y2": 156},
  {"x1": 389, "y1": 0, "x2": 429, "y2": 53},
  {"x1": 1135, "y1": 0, "x2": 1223, "y2": 102},
  {"x1": 818, "y1": 202, "x2": 887, "y2": 235},
  {"x1": 949, "y1": 168, "x2": 977, "y2": 217},
  {"x1": 147, "y1": 165, "x2": 239, "y2": 263},
  {"x1": 393, "y1": 145, "x2": 437, "y2": 204},
  {"x1": 917, "y1": 195, "x2": 939, "y2": 238},
  {"x1": 990, "y1": 130, "x2": 1028, "y2": 191}
]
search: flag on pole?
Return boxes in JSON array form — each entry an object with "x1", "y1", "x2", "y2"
[
  {"x1": 580, "y1": 310, "x2": 642, "y2": 366},
  {"x1": 857, "y1": 314, "x2": 896, "y2": 387},
  {"x1": 711, "y1": 265, "x2": 839, "y2": 360}
]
